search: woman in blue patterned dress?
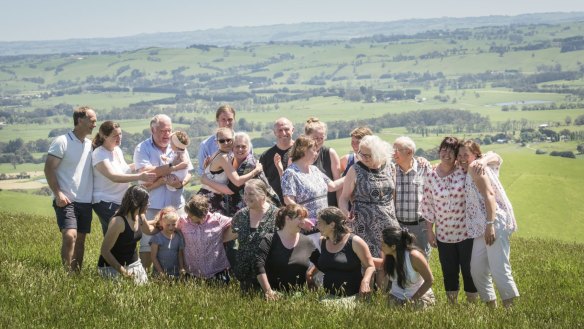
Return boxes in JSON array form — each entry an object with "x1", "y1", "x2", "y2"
[{"x1": 281, "y1": 135, "x2": 344, "y2": 248}]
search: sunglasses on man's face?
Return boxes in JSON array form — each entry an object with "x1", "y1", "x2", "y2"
[{"x1": 218, "y1": 138, "x2": 233, "y2": 144}]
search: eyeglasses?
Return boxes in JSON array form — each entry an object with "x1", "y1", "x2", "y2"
[
  {"x1": 358, "y1": 150, "x2": 372, "y2": 160},
  {"x1": 218, "y1": 139, "x2": 233, "y2": 144},
  {"x1": 393, "y1": 148, "x2": 407, "y2": 153}
]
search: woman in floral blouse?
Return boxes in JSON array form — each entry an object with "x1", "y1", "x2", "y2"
[
  {"x1": 420, "y1": 136, "x2": 478, "y2": 304},
  {"x1": 458, "y1": 140, "x2": 518, "y2": 308}
]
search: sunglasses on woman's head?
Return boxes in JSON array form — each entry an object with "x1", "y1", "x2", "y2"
[{"x1": 218, "y1": 138, "x2": 233, "y2": 144}]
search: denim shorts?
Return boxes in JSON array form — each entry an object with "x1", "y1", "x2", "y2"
[
  {"x1": 53, "y1": 201, "x2": 93, "y2": 233},
  {"x1": 92, "y1": 201, "x2": 120, "y2": 235}
]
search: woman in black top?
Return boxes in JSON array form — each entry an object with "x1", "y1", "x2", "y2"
[
  {"x1": 309, "y1": 207, "x2": 375, "y2": 297},
  {"x1": 98, "y1": 185, "x2": 150, "y2": 284},
  {"x1": 256, "y1": 204, "x2": 320, "y2": 300},
  {"x1": 304, "y1": 117, "x2": 341, "y2": 207}
]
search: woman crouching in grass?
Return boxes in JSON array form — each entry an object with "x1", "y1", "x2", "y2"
[
  {"x1": 377, "y1": 226, "x2": 435, "y2": 308},
  {"x1": 97, "y1": 185, "x2": 150, "y2": 284},
  {"x1": 255, "y1": 204, "x2": 320, "y2": 300}
]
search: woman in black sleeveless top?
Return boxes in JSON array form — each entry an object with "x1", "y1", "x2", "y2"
[
  {"x1": 98, "y1": 185, "x2": 150, "y2": 284},
  {"x1": 305, "y1": 118, "x2": 341, "y2": 207},
  {"x1": 308, "y1": 207, "x2": 375, "y2": 297}
]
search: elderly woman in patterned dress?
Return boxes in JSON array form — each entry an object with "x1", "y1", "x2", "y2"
[{"x1": 339, "y1": 135, "x2": 399, "y2": 260}]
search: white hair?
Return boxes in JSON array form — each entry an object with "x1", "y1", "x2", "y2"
[
  {"x1": 150, "y1": 114, "x2": 172, "y2": 129},
  {"x1": 234, "y1": 131, "x2": 253, "y2": 149},
  {"x1": 394, "y1": 136, "x2": 416, "y2": 153},
  {"x1": 359, "y1": 135, "x2": 393, "y2": 164}
]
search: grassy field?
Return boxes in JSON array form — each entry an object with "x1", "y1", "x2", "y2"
[
  {"x1": 2, "y1": 19, "x2": 584, "y2": 328},
  {"x1": 0, "y1": 211, "x2": 582, "y2": 328}
]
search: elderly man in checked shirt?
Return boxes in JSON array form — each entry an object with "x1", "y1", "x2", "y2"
[{"x1": 392, "y1": 136, "x2": 432, "y2": 259}]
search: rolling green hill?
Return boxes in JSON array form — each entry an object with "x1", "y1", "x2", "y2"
[{"x1": 1, "y1": 17, "x2": 583, "y2": 244}]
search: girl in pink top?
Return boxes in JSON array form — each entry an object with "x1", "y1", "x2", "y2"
[{"x1": 177, "y1": 195, "x2": 232, "y2": 283}]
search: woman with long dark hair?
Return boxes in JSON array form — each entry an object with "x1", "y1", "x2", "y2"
[
  {"x1": 92, "y1": 121, "x2": 155, "y2": 235},
  {"x1": 379, "y1": 227, "x2": 435, "y2": 308},
  {"x1": 97, "y1": 185, "x2": 150, "y2": 284}
]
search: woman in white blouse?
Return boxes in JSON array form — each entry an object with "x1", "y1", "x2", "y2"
[
  {"x1": 457, "y1": 140, "x2": 519, "y2": 308},
  {"x1": 92, "y1": 121, "x2": 156, "y2": 235}
]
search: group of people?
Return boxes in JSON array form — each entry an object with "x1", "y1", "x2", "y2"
[{"x1": 44, "y1": 104, "x2": 519, "y2": 308}]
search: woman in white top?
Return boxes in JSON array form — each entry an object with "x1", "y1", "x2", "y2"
[
  {"x1": 458, "y1": 140, "x2": 519, "y2": 308},
  {"x1": 378, "y1": 226, "x2": 435, "y2": 308},
  {"x1": 92, "y1": 121, "x2": 156, "y2": 235}
]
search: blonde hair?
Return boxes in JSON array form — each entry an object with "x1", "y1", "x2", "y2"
[
  {"x1": 304, "y1": 117, "x2": 327, "y2": 135},
  {"x1": 215, "y1": 127, "x2": 234, "y2": 139},
  {"x1": 155, "y1": 206, "x2": 179, "y2": 230}
]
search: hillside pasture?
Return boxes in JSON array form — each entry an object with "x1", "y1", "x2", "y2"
[{"x1": 0, "y1": 211, "x2": 582, "y2": 328}]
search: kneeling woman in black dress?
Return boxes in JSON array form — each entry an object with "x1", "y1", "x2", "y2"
[
  {"x1": 308, "y1": 207, "x2": 375, "y2": 298},
  {"x1": 255, "y1": 204, "x2": 320, "y2": 300}
]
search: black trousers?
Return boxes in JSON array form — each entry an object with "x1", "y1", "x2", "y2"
[{"x1": 437, "y1": 238, "x2": 477, "y2": 293}]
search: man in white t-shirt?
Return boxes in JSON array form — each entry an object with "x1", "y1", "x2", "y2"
[{"x1": 44, "y1": 106, "x2": 97, "y2": 272}]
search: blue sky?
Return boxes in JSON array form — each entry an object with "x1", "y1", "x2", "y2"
[{"x1": 2, "y1": 0, "x2": 584, "y2": 41}]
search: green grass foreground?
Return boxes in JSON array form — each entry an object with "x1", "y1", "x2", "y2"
[{"x1": 1, "y1": 212, "x2": 583, "y2": 328}]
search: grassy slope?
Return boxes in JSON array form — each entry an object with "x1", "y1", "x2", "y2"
[
  {"x1": 2, "y1": 22, "x2": 584, "y2": 326},
  {"x1": 0, "y1": 212, "x2": 582, "y2": 328}
]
